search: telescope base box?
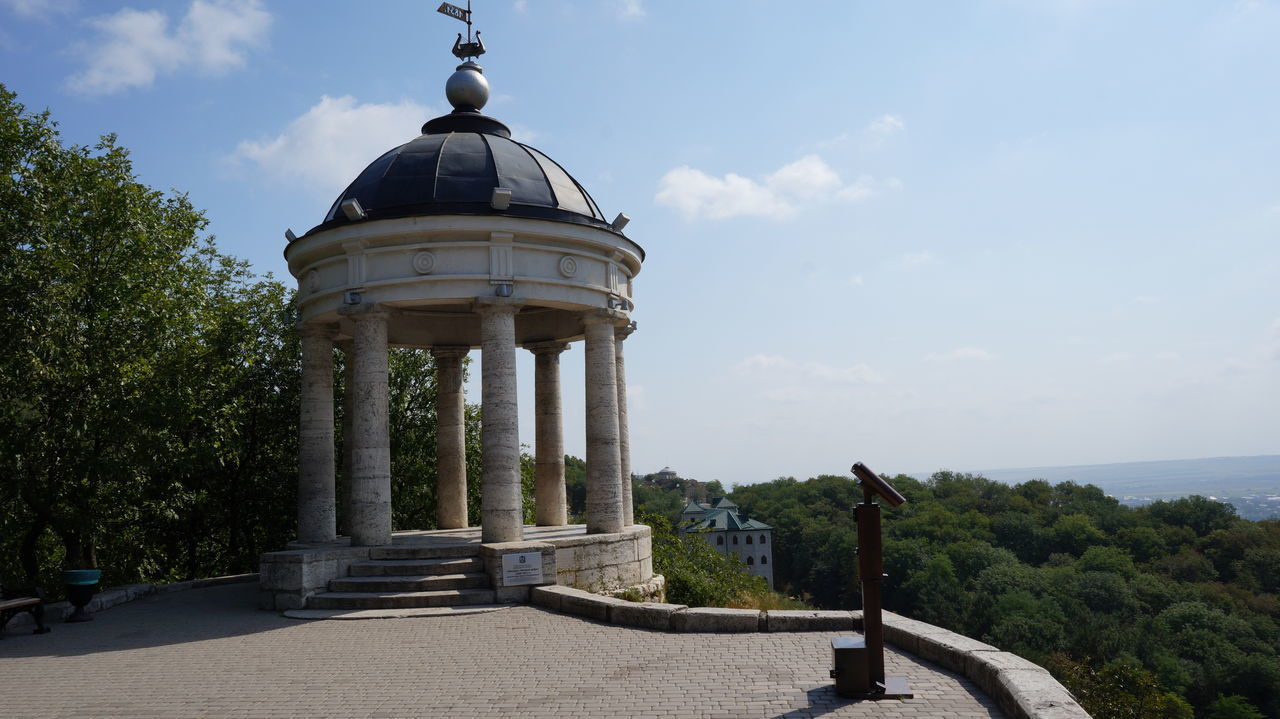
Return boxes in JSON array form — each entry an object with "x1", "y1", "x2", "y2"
[{"x1": 830, "y1": 637, "x2": 913, "y2": 700}]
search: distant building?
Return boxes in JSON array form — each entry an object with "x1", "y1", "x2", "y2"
[{"x1": 680, "y1": 497, "x2": 774, "y2": 588}]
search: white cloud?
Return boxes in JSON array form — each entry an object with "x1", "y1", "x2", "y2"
[
  {"x1": 655, "y1": 154, "x2": 898, "y2": 221},
  {"x1": 231, "y1": 95, "x2": 431, "y2": 196},
  {"x1": 895, "y1": 250, "x2": 934, "y2": 268},
  {"x1": 926, "y1": 347, "x2": 997, "y2": 362},
  {"x1": 1, "y1": 0, "x2": 76, "y2": 19},
  {"x1": 66, "y1": 0, "x2": 270, "y2": 95},
  {"x1": 733, "y1": 354, "x2": 883, "y2": 385},
  {"x1": 184, "y1": 0, "x2": 270, "y2": 71},
  {"x1": 864, "y1": 114, "x2": 905, "y2": 147},
  {"x1": 618, "y1": 0, "x2": 645, "y2": 20},
  {"x1": 654, "y1": 166, "x2": 793, "y2": 220},
  {"x1": 513, "y1": 0, "x2": 528, "y2": 13}
]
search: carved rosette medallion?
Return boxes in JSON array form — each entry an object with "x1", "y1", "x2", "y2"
[
  {"x1": 558, "y1": 255, "x2": 578, "y2": 278},
  {"x1": 412, "y1": 251, "x2": 437, "y2": 275}
]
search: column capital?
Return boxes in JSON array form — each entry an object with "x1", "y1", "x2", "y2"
[
  {"x1": 524, "y1": 340, "x2": 570, "y2": 356},
  {"x1": 615, "y1": 320, "x2": 638, "y2": 341},
  {"x1": 580, "y1": 308, "x2": 628, "y2": 328},
  {"x1": 337, "y1": 302, "x2": 391, "y2": 321},
  {"x1": 430, "y1": 345, "x2": 471, "y2": 360},
  {"x1": 297, "y1": 322, "x2": 338, "y2": 339},
  {"x1": 473, "y1": 297, "x2": 523, "y2": 315}
]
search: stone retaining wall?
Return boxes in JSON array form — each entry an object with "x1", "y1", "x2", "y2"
[
  {"x1": 553, "y1": 525, "x2": 652, "y2": 590},
  {"x1": 258, "y1": 525, "x2": 655, "y2": 609},
  {"x1": 259, "y1": 545, "x2": 373, "y2": 610},
  {"x1": 531, "y1": 586, "x2": 1091, "y2": 719}
]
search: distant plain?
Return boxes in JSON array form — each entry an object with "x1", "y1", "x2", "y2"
[{"x1": 917, "y1": 455, "x2": 1280, "y2": 520}]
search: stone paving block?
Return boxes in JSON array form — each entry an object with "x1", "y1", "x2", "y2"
[
  {"x1": 494, "y1": 586, "x2": 530, "y2": 603},
  {"x1": 610, "y1": 601, "x2": 686, "y2": 631},
  {"x1": 0, "y1": 580, "x2": 1043, "y2": 718},
  {"x1": 670, "y1": 607, "x2": 762, "y2": 633},
  {"x1": 764, "y1": 610, "x2": 857, "y2": 632}
]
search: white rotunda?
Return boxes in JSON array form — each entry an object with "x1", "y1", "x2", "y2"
[{"x1": 260, "y1": 40, "x2": 654, "y2": 611}]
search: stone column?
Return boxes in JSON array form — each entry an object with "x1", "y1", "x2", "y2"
[
  {"x1": 476, "y1": 299, "x2": 523, "y2": 543},
  {"x1": 432, "y1": 346, "x2": 470, "y2": 529},
  {"x1": 526, "y1": 341, "x2": 569, "y2": 526},
  {"x1": 298, "y1": 324, "x2": 336, "y2": 543},
  {"x1": 615, "y1": 322, "x2": 636, "y2": 527},
  {"x1": 583, "y1": 311, "x2": 624, "y2": 534},
  {"x1": 348, "y1": 309, "x2": 392, "y2": 546},
  {"x1": 338, "y1": 340, "x2": 354, "y2": 537}
]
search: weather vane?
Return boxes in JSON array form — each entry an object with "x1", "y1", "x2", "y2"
[{"x1": 437, "y1": 1, "x2": 485, "y2": 60}]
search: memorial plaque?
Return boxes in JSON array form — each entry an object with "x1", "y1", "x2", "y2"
[{"x1": 501, "y1": 552, "x2": 544, "y2": 586}]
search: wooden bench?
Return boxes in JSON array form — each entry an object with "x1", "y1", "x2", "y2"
[{"x1": 1, "y1": 583, "x2": 51, "y2": 636}]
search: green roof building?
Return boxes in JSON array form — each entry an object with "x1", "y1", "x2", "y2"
[{"x1": 680, "y1": 497, "x2": 774, "y2": 588}]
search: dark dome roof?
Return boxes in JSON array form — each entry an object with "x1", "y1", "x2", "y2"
[{"x1": 308, "y1": 110, "x2": 611, "y2": 235}]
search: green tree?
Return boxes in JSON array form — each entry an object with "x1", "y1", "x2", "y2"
[
  {"x1": 1047, "y1": 513, "x2": 1107, "y2": 556},
  {"x1": 0, "y1": 84, "x2": 301, "y2": 589},
  {"x1": 643, "y1": 512, "x2": 765, "y2": 607},
  {"x1": 1, "y1": 86, "x2": 218, "y2": 572},
  {"x1": 1207, "y1": 695, "x2": 1265, "y2": 719},
  {"x1": 1052, "y1": 655, "x2": 1193, "y2": 719}
]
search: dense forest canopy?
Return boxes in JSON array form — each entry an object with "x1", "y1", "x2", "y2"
[{"x1": 725, "y1": 472, "x2": 1280, "y2": 718}]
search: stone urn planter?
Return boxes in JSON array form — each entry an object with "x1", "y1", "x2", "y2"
[{"x1": 62, "y1": 569, "x2": 101, "y2": 622}]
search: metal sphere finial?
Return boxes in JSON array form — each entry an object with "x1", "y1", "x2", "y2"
[{"x1": 446, "y1": 61, "x2": 489, "y2": 112}]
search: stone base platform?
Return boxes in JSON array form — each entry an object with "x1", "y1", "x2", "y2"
[{"x1": 258, "y1": 524, "x2": 654, "y2": 611}]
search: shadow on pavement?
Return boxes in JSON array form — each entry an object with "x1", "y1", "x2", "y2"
[{"x1": 0, "y1": 583, "x2": 298, "y2": 658}]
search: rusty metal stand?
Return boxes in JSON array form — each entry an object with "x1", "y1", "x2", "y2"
[
  {"x1": 833, "y1": 462, "x2": 912, "y2": 700},
  {"x1": 851, "y1": 489, "x2": 912, "y2": 699}
]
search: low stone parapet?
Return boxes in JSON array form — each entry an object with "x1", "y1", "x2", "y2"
[
  {"x1": 763, "y1": 609, "x2": 859, "y2": 632},
  {"x1": 671, "y1": 607, "x2": 762, "y2": 632},
  {"x1": 876, "y1": 611, "x2": 1090, "y2": 718},
  {"x1": 610, "y1": 601, "x2": 686, "y2": 630},
  {"x1": 531, "y1": 591, "x2": 1090, "y2": 719},
  {"x1": 2, "y1": 573, "x2": 258, "y2": 630}
]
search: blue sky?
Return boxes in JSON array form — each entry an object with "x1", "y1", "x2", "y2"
[{"x1": 3, "y1": 0, "x2": 1278, "y2": 486}]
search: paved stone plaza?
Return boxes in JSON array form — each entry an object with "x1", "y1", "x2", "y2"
[{"x1": 0, "y1": 583, "x2": 1004, "y2": 719}]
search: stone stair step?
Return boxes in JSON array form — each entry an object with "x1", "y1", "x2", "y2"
[
  {"x1": 330, "y1": 573, "x2": 490, "y2": 592},
  {"x1": 284, "y1": 604, "x2": 514, "y2": 621},
  {"x1": 308, "y1": 588, "x2": 496, "y2": 610},
  {"x1": 349, "y1": 557, "x2": 484, "y2": 577},
  {"x1": 369, "y1": 545, "x2": 480, "y2": 560}
]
